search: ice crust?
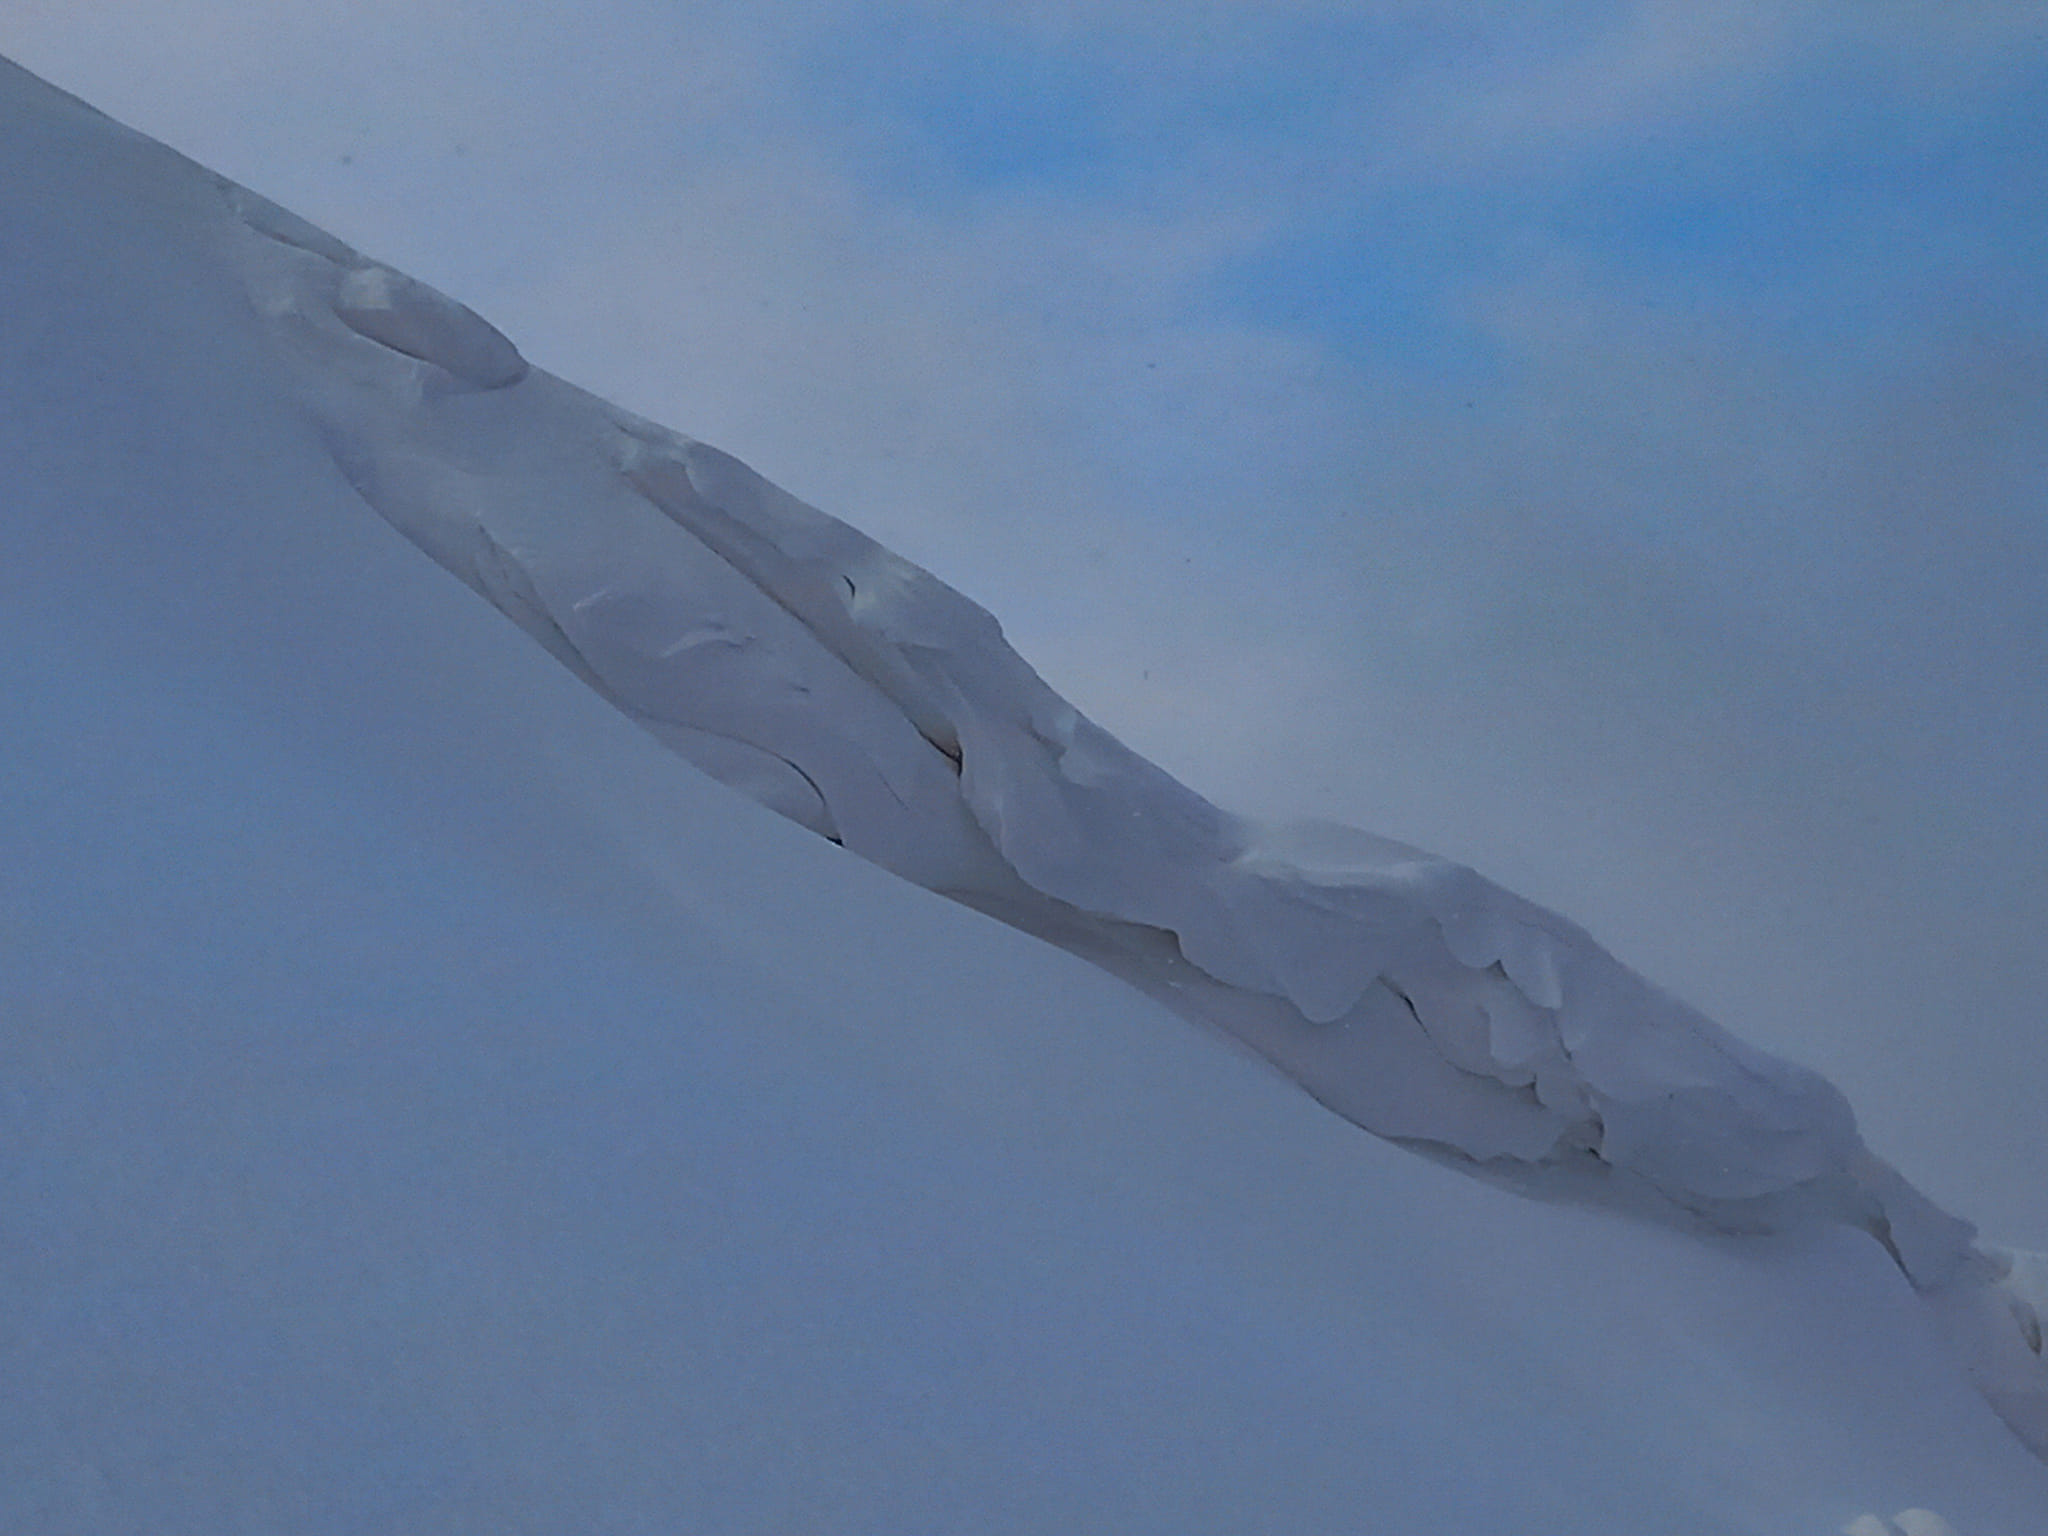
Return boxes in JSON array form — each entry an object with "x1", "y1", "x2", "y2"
[{"x1": 203, "y1": 153, "x2": 2048, "y2": 1455}]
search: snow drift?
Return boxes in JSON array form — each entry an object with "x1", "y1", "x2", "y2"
[
  {"x1": 217, "y1": 53, "x2": 2034, "y2": 1315},
  {"x1": 224, "y1": 105, "x2": 1922, "y2": 1246},
  {"x1": 4, "y1": 53, "x2": 2046, "y2": 1532}
]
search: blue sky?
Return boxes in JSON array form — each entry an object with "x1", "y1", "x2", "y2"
[{"x1": 7, "y1": 1, "x2": 2047, "y2": 1242}]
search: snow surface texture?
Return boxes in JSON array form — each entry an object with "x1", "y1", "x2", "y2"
[
  {"x1": 6, "y1": 55, "x2": 2048, "y2": 1531},
  {"x1": 227, "y1": 113, "x2": 1933, "y2": 1251},
  {"x1": 196, "y1": 62, "x2": 2048, "y2": 1456},
  {"x1": 127, "y1": 59, "x2": 2048, "y2": 1452}
]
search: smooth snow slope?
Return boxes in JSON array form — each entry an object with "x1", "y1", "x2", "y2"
[{"x1": 3, "y1": 55, "x2": 2047, "y2": 1533}]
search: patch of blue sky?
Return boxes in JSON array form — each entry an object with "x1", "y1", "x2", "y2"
[
  {"x1": 792, "y1": 8, "x2": 1488, "y2": 205},
  {"x1": 779, "y1": 7, "x2": 2043, "y2": 423},
  {"x1": 1543, "y1": 62, "x2": 2048, "y2": 333},
  {"x1": 1208, "y1": 186, "x2": 1529, "y2": 386},
  {"x1": 1224, "y1": 53, "x2": 2046, "y2": 386},
  {"x1": 866, "y1": 34, "x2": 1119, "y2": 194},
  {"x1": 790, "y1": 17, "x2": 1125, "y2": 200}
]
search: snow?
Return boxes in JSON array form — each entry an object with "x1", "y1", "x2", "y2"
[
  {"x1": 221, "y1": 129, "x2": 1892, "y2": 1235},
  {"x1": 4, "y1": 53, "x2": 2047, "y2": 1533},
  {"x1": 331, "y1": 262, "x2": 529, "y2": 390}
]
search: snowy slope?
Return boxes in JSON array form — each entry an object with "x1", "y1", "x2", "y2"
[
  {"x1": 212, "y1": 65, "x2": 1955, "y2": 1255},
  {"x1": 3, "y1": 55, "x2": 2047, "y2": 1534}
]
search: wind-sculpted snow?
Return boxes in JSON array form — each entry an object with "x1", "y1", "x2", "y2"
[
  {"x1": 10, "y1": 56, "x2": 2048, "y2": 1519},
  {"x1": 215, "y1": 190, "x2": 1897, "y2": 1227},
  {"x1": 332, "y1": 264, "x2": 528, "y2": 390},
  {"x1": 203, "y1": 131, "x2": 2046, "y2": 1457}
]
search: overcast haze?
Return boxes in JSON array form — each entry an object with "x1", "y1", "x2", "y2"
[{"x1": 7, "y1": 3, "x2": 2044, "y2": 1243}]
